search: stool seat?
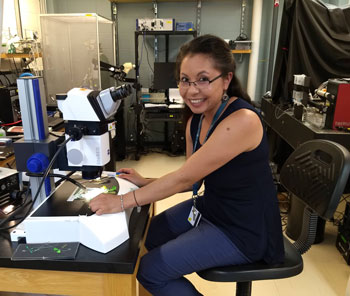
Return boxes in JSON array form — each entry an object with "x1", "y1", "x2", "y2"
[{"x1": 197, "y1": 236, "x2": 302, "y2": 282}]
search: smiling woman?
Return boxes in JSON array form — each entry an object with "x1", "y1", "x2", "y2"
[
  {"x1": 88, "y1": 34, "x2": 285, "y2": 296},
  {"x1": 176, "y1": 35, "x2": 252, "y2": 127},
  {"x1": 177, "y1": 54, "x2": 231, "y2": 120}
]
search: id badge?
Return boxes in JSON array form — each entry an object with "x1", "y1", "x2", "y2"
[{"x1": 188, "y1": 206, "x2": 202, "y2": 227}]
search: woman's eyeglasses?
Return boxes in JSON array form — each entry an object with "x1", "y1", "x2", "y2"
[{"x1": 178, "y1": 74, "x2": 223, "y2": 89}]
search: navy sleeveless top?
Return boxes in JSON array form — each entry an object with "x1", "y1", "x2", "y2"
[{"x1": 190, "y1": 98, "x2": 284, "y2": 264}]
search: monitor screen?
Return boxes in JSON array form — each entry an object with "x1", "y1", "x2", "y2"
[{"x1": 153, "y1": 62, "x2": 178, "y2": 89}]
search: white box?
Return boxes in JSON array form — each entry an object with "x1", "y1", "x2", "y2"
[
  {"x1": 169, "y1": 88, "x2": 184, "y2": 104},
  {"x1": 136, "y1": 18, "x2": 174, "y2": 31}
]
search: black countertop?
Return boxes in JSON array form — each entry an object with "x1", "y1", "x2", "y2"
[
  {"x1": 0, "y1": 181, "x2": 151, "y2": 274},
  {"x1": 261, "y1": 98, "x2": 350, "y2": 150}
]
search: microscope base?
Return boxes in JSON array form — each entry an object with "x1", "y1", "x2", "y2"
[{"x1": 17, "y1": 177, "x2": 135, "y2": 253}]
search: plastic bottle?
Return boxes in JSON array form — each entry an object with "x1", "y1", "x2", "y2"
[{"x1": 0, "y1": 127, "x2": 6, "y2": 137}]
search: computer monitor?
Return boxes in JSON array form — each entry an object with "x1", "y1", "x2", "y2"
[{"x1": 153, "y1": 62, "x2": 178, "y2": 89}]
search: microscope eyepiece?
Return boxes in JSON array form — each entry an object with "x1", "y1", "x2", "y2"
[{"x1": 110, "y1": 85, "x2": 132, "y2": 102}]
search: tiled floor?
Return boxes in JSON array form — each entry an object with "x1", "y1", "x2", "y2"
[{"x1": 1, "y1": 152, "x2": 349, "y2": 296}]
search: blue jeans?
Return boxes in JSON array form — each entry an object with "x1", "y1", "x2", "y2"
[{"x1": 137, "y1": 199, "x2": 251, "y2": 296}]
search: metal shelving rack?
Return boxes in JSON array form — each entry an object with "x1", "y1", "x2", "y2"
[{"x1": 134, "y1": 30, "x2": 197, "y2": 159}]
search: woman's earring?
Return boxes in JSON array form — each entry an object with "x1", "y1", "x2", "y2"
[{"x1": 222, "y1": 92, "x2": 229, "y2": 102}]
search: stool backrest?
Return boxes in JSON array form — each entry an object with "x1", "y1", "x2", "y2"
[{"x1": 280, "y1": 139, "x2": 350, "y2": 219}]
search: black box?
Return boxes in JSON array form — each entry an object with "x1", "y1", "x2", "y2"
[
  {"x1": 0, "y1": 167, "x2": 19, "y2": 198},
  {"x1": 0, "y1": 86, "x2": 20, "y2": 123},
  {"x1": 336, "y1": 202, "x2": 350, "y2": 264},
  {"x1": 336, "y1": 233, "x2": 350, "y2": 265}
]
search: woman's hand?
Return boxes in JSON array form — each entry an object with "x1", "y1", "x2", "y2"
[
  {"x1": 116, "y1": 168, "x2": 150, "y2": 187},
  {"x1": 89, "y1": 193, "x2": 122, "y2": 215}
]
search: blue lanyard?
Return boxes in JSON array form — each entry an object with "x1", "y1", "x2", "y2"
[{"x1": 192, "y1": 99, "x2": 229, "y2": 198}]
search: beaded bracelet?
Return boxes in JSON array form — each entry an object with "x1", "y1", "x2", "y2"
[
  {"x1": 120, "y1": 194, "x2": 125, "y2": 212},
  {"x1": 132, "y1": 190, "x2": 140, "y2": 207}
]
